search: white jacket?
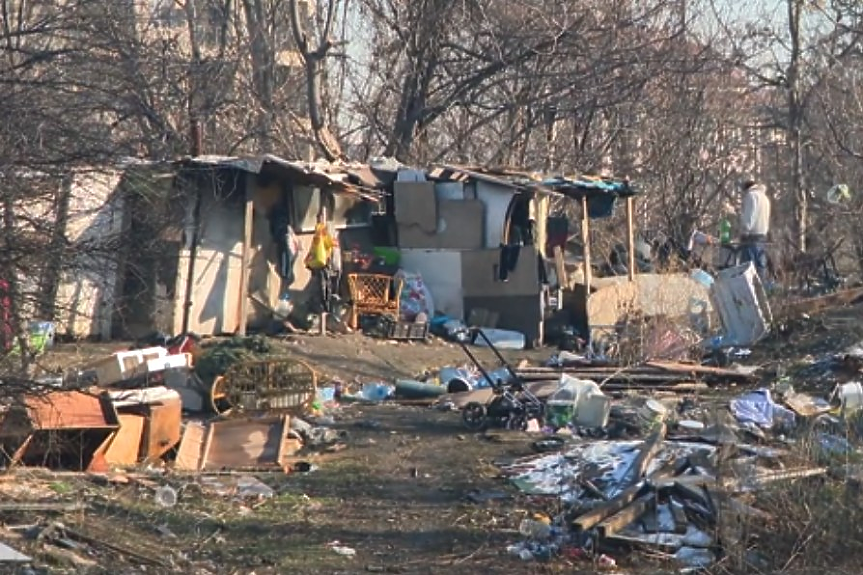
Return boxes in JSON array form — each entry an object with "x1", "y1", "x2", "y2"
[{"x1": 740, "y1": 184, "x2": 770, "y2": 237}]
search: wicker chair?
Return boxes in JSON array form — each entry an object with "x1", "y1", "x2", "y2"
[
  {"x1": 210, "y1": 357, "x2": 317, "y2": 416},
  {"x1": 346, "y1": 273, "x2": 402, "y2": 329}
]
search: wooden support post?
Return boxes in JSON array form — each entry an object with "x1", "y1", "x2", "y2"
[
  {"x1": 626, "y1": 196, "x2": 636, "y2": 282},
  {"x1": 237, "y1": 178, "x2": 254, "y2": 336},
  {"x1": 580, "y1": 195, "x2": 592, "y2": 294},
  {"x1": 553, "y1": 245, "x2": 568, "y2": 290}
]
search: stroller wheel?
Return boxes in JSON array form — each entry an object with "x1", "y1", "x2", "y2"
[{"x1": 462, "y1": 402, "x2": 488, "y2": 431}]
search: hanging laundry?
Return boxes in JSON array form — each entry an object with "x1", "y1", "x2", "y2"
[
  {"x1": 587, "y1": 195, "x2": 617, "y2": 219},
  {"x1": 269, "y1": 205, "x2": 300, "y2": 284}
]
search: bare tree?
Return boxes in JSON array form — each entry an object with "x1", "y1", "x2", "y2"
[{"x1": 289, "y1": 0, "x2": 345, "y2": 161}]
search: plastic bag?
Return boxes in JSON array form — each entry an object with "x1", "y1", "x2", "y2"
[{"x1": 304, "y1": 223, "x2": 333, "y2": 270}]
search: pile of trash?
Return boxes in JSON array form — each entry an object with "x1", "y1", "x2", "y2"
[
  {"x1": 478, "y1": 350, "x2": 863, "y2": 570},
  {"x1": 0, "y1": 334, "x2": 350, "y2": 476}
]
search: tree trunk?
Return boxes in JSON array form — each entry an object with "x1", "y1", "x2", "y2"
[{"x1": 788, "y1": 0, "x2": 807, "y2": 253}]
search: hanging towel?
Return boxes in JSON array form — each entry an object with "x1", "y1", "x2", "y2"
[
  {"x1": 587, "y1": 195, "x2": 616, "y2": 219},
  {"x1": 499, "y1": 244, "x2": 521, "y2": 281}
]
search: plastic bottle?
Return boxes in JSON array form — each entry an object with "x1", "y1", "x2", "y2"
[
  {"x1": 718, "y1": 217, "x2": 731, "y2": 245},
  {"x1": 274, "y1": 293, "x2": 293, "y2": 320}
]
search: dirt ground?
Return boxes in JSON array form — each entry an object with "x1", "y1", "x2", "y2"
[
  {"x1": 34, "y1": 332, "x2": 551, "y2": 384},
  {"x1": 8, "y1": 305, "x2": 863, "y2": 574}
]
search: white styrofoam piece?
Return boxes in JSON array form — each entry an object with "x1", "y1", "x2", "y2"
[
  {"x1": 146, "y1": 353, "x2": 192, "y2": 373},
  {"x1": 0, "y1": 541, "x2": 31, "y2": 562},
  {"x1": 109, "y1": 386, "x2": 181, "y2": 407}
]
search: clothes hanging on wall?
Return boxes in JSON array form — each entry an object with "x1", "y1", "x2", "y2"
[
  {"x1": 269, "y1": 205, "x2": 300, "y2": 284},
  {"x1": 498, "y1": 244, "x2": 521, "y2": 281},
  {"x1": 587, "y1": 195, "x2": 617, "y2": 219}
]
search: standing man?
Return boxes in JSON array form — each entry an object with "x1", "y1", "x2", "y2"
[{"x1": 738, "y1": 178, "x2": 771, "y2": 280}]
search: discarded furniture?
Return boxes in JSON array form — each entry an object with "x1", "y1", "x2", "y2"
[
  {"x1": 174, "y1": 415, "x2": 301, "y2": 472},
  {"x1": 109, "y1": 387, "x2": 183, "y2": 464},
  {"x1": 346, "y1": 273, "x2": 402, "y2": 329},
  {"x1": 0, "y1": 390, "x2": 120, "y2": 472},
  {"x1": 210, "y1": 357, "x2": 317, "y2": 415}
]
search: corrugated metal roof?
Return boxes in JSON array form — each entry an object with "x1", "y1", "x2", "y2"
[
  {"x1": 179, "y1": 154, "x2": 387, "y2": 201},
  {"x1": 430, "y1": 164, "x2": 638, "y2": 199}
]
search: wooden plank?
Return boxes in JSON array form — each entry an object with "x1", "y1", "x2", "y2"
[
  {"x1": 572, "y1": 482, "x2": 645, "y2": 532},
  {"x1": 783, "y1": 287, "x2": 863, "y2": 316},
  {"x1": 103, "y1": 414, "x2": 145, "y2": 466},
  {"x1": 276, "y1": 414, "x2": 291, "y2": 468},
  {"x1": 597, "y1": 492, "x2": 654, "y2": 538},
  {"x1": 553, "y1": 245, "x2": 568, "y2": 290},
  {"x1": 626, "y1": 196, "x2": 636, "y2": 282},
  {"x1": 580, "y1": 195, "x2": 592, "y2": 294},
  {"x1": 0, "y1": 501, "x2": 86, "y2": 512},
  {"x1": 618, "y1": 424, "x2": 666, "y2": 490},
  {"x1": 174, "y1": 422, "x2": 206, "y2": 471},
  {"x1": 645, "y1": 360, "x2": 756, "y2": 380},
  {"x1": 199, "y1": 420, "x2": 216, "y2": 471},
  {"x1": 237, "y1": 176, "x2": 254, "y2": 336},
  {"x1": 668, "y1": 497, "x2": 689, "y2": 534}
]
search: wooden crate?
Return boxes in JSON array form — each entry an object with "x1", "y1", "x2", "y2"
[{"x1": 388, "y1": 321, "x2": 429, "y2": 341}]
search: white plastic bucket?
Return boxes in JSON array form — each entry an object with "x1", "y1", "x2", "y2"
[
  {"x1": 637, "y1": 399, "x2": 668, "y2": 431},
  {"x1": 838, "y1": 382, "x2": 863, "y2": 415},
  {"x1": 577, "y1": 393, "x2": 611, "y2": 428}
]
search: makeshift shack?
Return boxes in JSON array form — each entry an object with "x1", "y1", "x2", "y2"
[
  {"x1": 394, "y1": 165, "x2": 552, "y2": 346},
  {"x1": 110, "y1": 155, "x2": 388, "y2": 338},
  {"x1": 536, "y1": 176, "x2": 713, "y2": 346}
]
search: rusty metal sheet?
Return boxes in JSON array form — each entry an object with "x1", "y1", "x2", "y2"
[{"x1": 24, "y1": 391, "x2": 118, "y2": 430}]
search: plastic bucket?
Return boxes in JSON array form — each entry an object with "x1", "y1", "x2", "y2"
[
  {"x1": 637, "y1": 399, "x2": 668, "y2": 431},
  {"x1": 576, "y1": 394, "x2": 611, "y2": 428},
  {"x1": 546, "y1": 401, "x2": 576, "y2": 428},
  {"x1": 838, "y1": 382, "x2": 863, "y2": 415}
]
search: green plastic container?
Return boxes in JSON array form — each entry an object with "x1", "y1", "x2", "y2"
[{"x1": 373, "y1": 247, "x2": 401, "y2": 266}]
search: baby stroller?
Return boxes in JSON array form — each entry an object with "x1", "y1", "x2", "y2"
[{"x1": 458, "y1": 328, "x2": 545, "y2": 431}]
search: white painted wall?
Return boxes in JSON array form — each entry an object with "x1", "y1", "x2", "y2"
[
  {"x1": 173, "y1": 191, "x2": 245, "y2": 335},
  {"x1": 474, "y1": 181, "x2": 516, "y2": 248},
  {"x1": 54, "y1": 169, "x2": 125, "y2": 339},
  {"x1": 399, "y1": 249, "x2": 464, "y2": 319}
]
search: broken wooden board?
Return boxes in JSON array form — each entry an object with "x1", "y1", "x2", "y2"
[
  {"x1": 783, "y1": 286, "x2": 863, "y2": 316},
  {"x1": 783, "y1": 392, "x2": 831, "y2": 417},
  {"x1": 618, "y1": 425, "x2": 666, "y2": 490},
  {"x1": 645, "y1": 361, "x2": 758, "y2": 381},
  {"x1": 174, "y1": 415, "x2": 298, "y2": 473},
  {"x1": 573, "y1": 482, "x2": 646, "y2": 532},
  {"x1": 103, "y1": 414, "x2": 145, "y2": 466},
  {"x1": 597, "y1": 492, "x2": 654, "y2": 538}
]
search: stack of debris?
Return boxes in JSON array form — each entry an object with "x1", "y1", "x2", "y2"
[{"x1": 0, "y1": 335, "x2": 346, "y2": 476}]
